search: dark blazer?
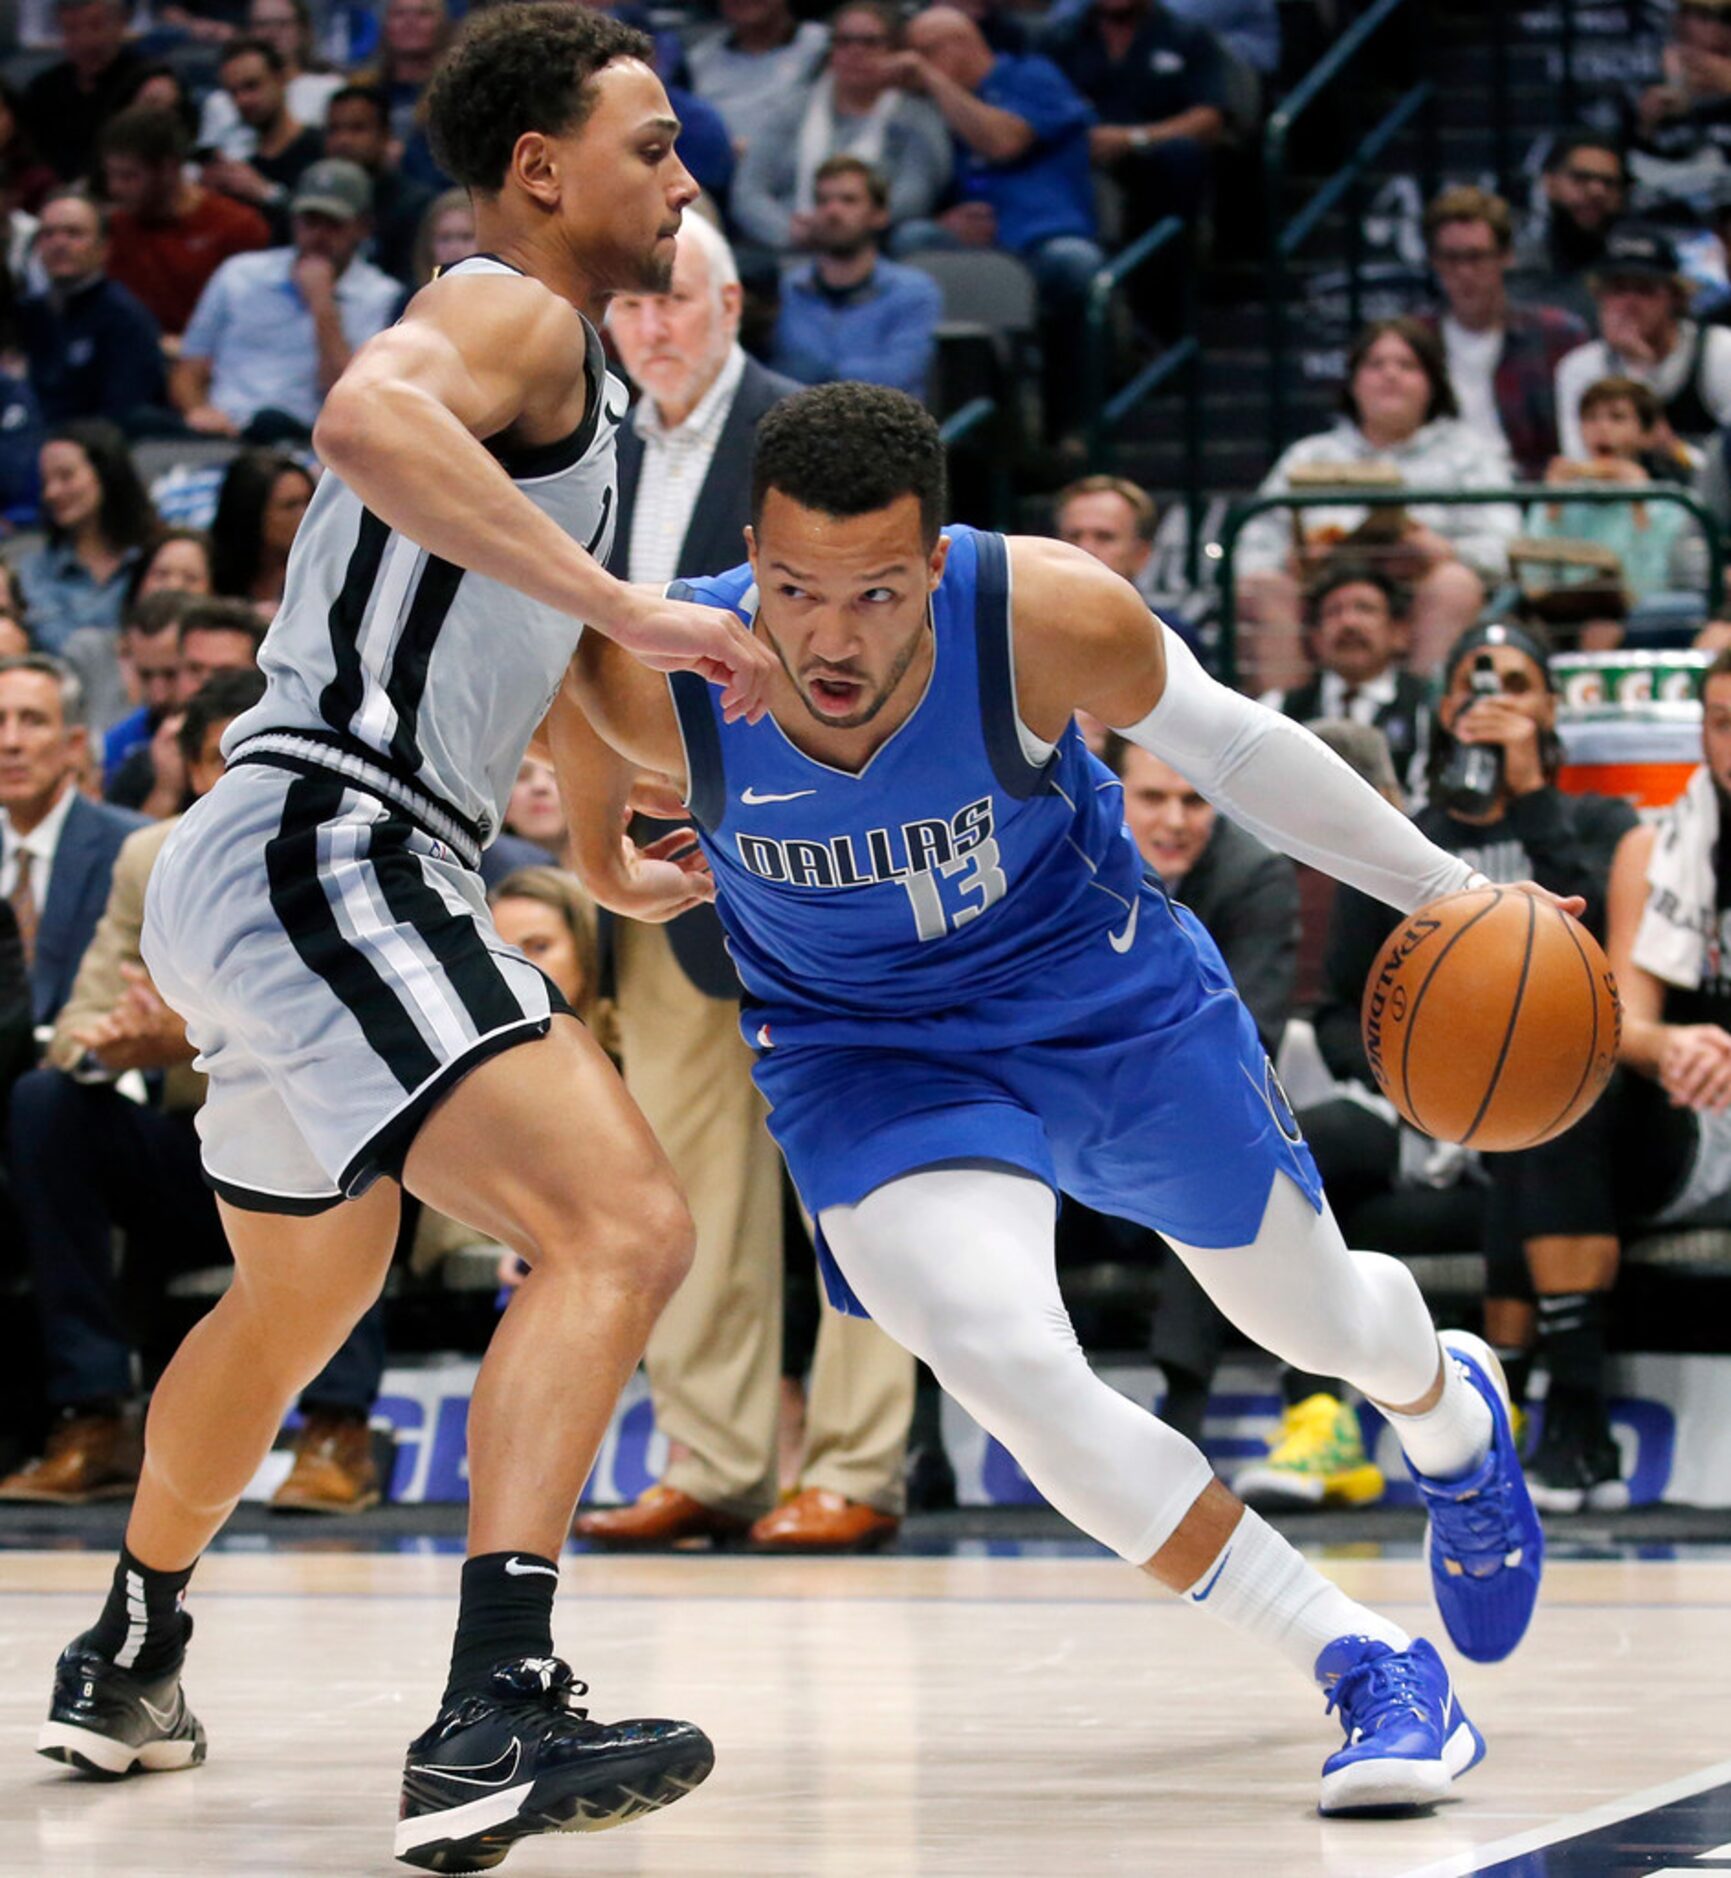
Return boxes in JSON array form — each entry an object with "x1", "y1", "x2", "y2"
[
  {"x1": 24, "y1": 792, "x2": 149, "y2": 1025},
  {"x1": 606, "y1": 356, "x2": 803, "y2": 1000},
  {"x1": 1171, "y1": 817, "x2": 1299, "y2": 1059}
]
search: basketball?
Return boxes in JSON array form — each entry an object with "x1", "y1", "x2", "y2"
[{"x1": 1360, "y1": 886, "x2": 1621, "y2": 1151}]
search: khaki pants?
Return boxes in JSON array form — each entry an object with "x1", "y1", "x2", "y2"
[{"x1": 616, "y1": 921, "x2": 914, "y2": 1519}]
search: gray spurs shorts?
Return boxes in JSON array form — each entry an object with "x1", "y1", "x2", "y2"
[{"x1": 142, "y1": 750, "x2": 567, "y2": 1214}]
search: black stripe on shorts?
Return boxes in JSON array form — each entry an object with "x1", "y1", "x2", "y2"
[{"x1": 264, "y1": 774, "x2": 440, "y2": 1093}]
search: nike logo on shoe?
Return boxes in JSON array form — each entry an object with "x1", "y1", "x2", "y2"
[
  {"x1": 502, "y1": 1557, "x2": 559, "y2": 1579},
  {"x1": 741, "y1": 787, "x2": 815, "y2": 805},
  {"x1": 409, "y1": 1739, "x2": 523, "y2": 1788},
  {"x1": 137, "y1": 1693, "x2": 180, "y2": 1731},
  {"x1": 1107, "y1": 900, "x2": 1139, "y2": 953},
  {"x1": 1189, "y1": 1545, "x2": 1232, "y2": 1601}
]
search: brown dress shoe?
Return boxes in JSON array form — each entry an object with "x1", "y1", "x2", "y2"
[
  {"x1": 573, "y1": 1483, "x2": 750, "y2": 1550},
  {"x1": 271, "y1": 1412, "x2": 382, "y2": 1514},
  {"x1": 747, "y1": 1488, "x2": 901, "y2": 1553},
  {"x1": 0, "y1": 1410, "x2": 142, "y2": 1504}
]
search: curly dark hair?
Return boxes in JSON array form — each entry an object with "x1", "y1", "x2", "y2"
[
  {"x1": 426, "y1": 3, "x2": 654, "y2": 194},
  {"x1": 752, "y1": 385, "x2": 947, "y2": 547},
  {"x1": 209, "y1": 449, "x2": 314, "y2": 600},
  {"x1": 178, "y1": 665, "x2": 266, "y2": 768}
]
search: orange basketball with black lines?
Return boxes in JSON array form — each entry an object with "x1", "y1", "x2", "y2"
[{"x1": 1359, "y1": 886, "x2": 1621, "y2": 1150}]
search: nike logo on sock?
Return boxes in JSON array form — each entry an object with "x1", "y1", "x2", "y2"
[
  {"x1": 409, "y1": 1739, "x2": 523, "y2": 1788},
  {"x1": 1189, "y1": 1546, "x2": 1232, "y2": 1602},
  {"x1": 502, "y1": 1557, "x2": 558, "y2": 1580}
]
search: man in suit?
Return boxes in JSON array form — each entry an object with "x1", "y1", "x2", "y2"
[
  {"x1": 0, "y1": 671, "x2": 395, "y2": 1510},
  {"x1": 1261, "y1": 563, "x2": 1434, "y2": 803},
  {"x1": 583, "y1": 212, "x2": 915, "y2": 1552},
  {"x1": 0, "y1": 656, "x2": 146, "y2": 1028}
]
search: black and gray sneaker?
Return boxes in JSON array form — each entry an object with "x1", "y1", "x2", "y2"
[
  {"x1": 1527, "y1": 1392, "x2": 1628, "y2": 1514},
  {"x1": 395, "y1": 1656, "x2": 714, "y2": 1873},
  {"x1": 37, "y1": 1642, "x2": 207, "y2": 1778}
]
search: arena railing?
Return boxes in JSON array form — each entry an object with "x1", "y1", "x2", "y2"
[
  {"x1": 1079, "y1": 214, "x2": 1203, "y2": 584},
  {"x1": 938, "y1": 395, "x2": 1012, "y2": 532},
  {"x1": 1214, "y1": 482, "x2": 1727, "y2": 688},
  {"x1": 1263, "y1": 0, "x2": 1435, "y2": 452}
]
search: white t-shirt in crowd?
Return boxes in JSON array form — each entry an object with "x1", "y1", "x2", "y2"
[{"x1": 1441, "y1": 316, "x2": 1509, "y2": 455}]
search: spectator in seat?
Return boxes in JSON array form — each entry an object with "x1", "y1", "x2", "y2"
[
  {"x1": 1632, "y1": 0, "x2": 1731, "y2": 175},
  {"x1": 770, "y1": 156, "x2": 944, "y2": 398},
  {"x1": 595, "y1": 216, "x2": 914, "y2": 1552},
  {"x1": 732, "y1": 1, "x2": 952, "y2": 255},
  {"x1": 208, "y1": 448, "x2": 315, "y2": 615},
  {"x1": 1260, "y1": 562, "x2": 1433, "y2": 802},
  {"x1": 1043, "y1": 0, "x2": 1227, "y2": 245},
  {"x1": 107, "y1": 597, "x2": 263, "y2": 816},
  {"x1": 1099, "y1": 730, "x2": 1297, "y2": 1450},
  {"x1": 0, "y1": 667, "x2": 394, "y2": 1516},
  {"x1": 101, "y1": 108, "x2": 271, "y2": 341},
  {"x1": 172, "y1": 159, "x2": 399, "y2": 444},
  {"x1": 1514, "y1": 132, "x2": 1627, "y2": 328},
  {"x1": 12, "y1": 420, "x2": 159, "y2": 656},
  {"x1": 1054, "y1": 473, "x2": 1205, "y2": 659},
  {"x1": 75, "y1": 587, "x2": 193, "y2": 780},
  {"x1": 1167, "y1": 0, "x2": 1277, "y2": 75},
  {"x1": 198, "y1": 0, "x2": 345, "y2": 160},
  {"x1": 1234, "y1": 316, "x2": 1519, "y2": 684},
  {"x1": 1534, "y1": 375, "x2": 1704, "y2": 628},
  {"x1": 893, "y1": 7, "x2": 1102, "y2": 390},
  {"x1": 1418, "y1": 184, "x2": 1588, "y2": 480},
  {"x1": 0, "y1": 80, "x2": 60, "y2": 217},
  {"x1": 19, "y1": 0, "x2": 145, "y2": 183},
  {"x1": 202, "y1": 38, "x2": 327, "y2": 242},
  {"x1": 493, "y1": 752, "x2": 564, "y2": 878},
  {"x1": 688, "y1": 0, "x2": 831, "y2": 154},
  {"x1": 408, "y1": 186, "x2": 477, "y2": 292},
  {"x1": 1555, "y1": 222, "x2": 1731, "y2": 461},
  {"x1": 19, "y1": 190, "x2": 165, "y2": 435},
  {"x1": 1591, "y1": 653, "x2": 1731, "y2": 1511},
  {"x1": 64, "y1": 535, "x2": 208, "y2": 736},
  {"x1": 320, "y1": 83, "x2": 433, "y2": 287},
  {"x1": 0, "y1": 654, "x2": 146, "y2": 1026}
]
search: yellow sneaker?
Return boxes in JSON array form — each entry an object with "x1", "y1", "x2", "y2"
[{"x1": 1235, "y1": 1394, "x2": 1385, "y2": 1510}]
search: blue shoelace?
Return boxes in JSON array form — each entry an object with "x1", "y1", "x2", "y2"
[
  {"x1": 1324, "y1": 1652, "x2": 1431, "y2": 1734},
  {"x1": 1429, "y1": 1468, "x2": 1520, "y2": 1574}
]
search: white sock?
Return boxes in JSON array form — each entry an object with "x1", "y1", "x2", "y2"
[
  {"x1": 1180, "y1": 1508, "x2": 1409, "y2": 1682},
  {"x1": 1380, "y1": 1338, "x2": 1493, "y2": 1482}
]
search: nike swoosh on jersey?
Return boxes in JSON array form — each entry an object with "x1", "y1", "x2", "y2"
[
  {"x1": 408, "y1": 1739, "x2": 523, "y2": 1788},
  {"x1": 1107, "y1": 899, "x2": 1140, "y2": 953},
  {"x1": 503, "y1": 1557, "x2": 559, "y2": 1579},
  {"x1": 741, "y1": 787, "x2": 817, "y2": 805}
]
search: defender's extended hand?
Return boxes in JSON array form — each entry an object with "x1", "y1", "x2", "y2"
[
  {"x1": 612, "y1": 594, "x2": 778, "y2": 724},
  {"x1": 607, "y1": 822, "x2": 716, "y2": 924}
]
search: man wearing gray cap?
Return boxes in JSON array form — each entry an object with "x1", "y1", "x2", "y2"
[{"x1": 170, "y1": 157, "x2": 401, "y2": 442}]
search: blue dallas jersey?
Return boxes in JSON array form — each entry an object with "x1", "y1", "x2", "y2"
[{"x1": 670, "y1": 526, "x2": 1177, "y2": 1047}]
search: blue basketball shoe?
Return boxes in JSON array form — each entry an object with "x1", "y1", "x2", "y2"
[
  {"x1": 1315, "y1": 1636, "x2": 1484, "y2": 1815},
  {"x1": 1407, "y1": 1330, "x2": 1545, "y2": 1664}
]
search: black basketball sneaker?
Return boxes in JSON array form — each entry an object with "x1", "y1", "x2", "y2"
[
  {"x1": 394, "y1": 1656, "x2": 714, "y2": 1873},
  {"x1": 37, "y1": 1642, "x2": 207, "y2": 1778}
]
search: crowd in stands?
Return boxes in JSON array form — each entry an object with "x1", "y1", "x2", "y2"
[{"x1": 1, "y1": 0, "x2": 1730, "y2": 1546}]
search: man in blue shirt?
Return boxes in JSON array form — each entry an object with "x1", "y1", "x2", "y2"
[
  {"x1": 772, "y1": 157, "x2": 943, "y2": 400},
  {"x1": 1044, "y1": 0, "x2": 1228, "y2": 248},
  {"x1": 170, "y1": 158, "x2": 400, "y2": 442},
  {"x1": 20, "y1": 190, "x2": 166, "y2": 434}
]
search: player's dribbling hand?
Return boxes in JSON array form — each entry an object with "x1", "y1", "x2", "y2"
[
  {"x1": 612, "y1": 594, "x2": 778, "y2": 723},
  {"x1": 1504, "y1": 878, "x2": 1587, "y2": 920}
]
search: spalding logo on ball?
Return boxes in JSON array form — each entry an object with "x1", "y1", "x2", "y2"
[{"x1": 1360, "y1": 886, "x2": 1621, "y2": 1150}]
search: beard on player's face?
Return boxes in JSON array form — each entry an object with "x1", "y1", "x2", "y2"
[{"x1": 765, "y1": 613, "x2": 929, "y2": 729}]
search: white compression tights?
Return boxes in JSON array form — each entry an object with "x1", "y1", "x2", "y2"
[{"x1": 820, "y1": 1167, "x2": 1444, "y2": 1564}]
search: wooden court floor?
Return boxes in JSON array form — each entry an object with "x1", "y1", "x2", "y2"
[{"x1": 4, "y1": 1548, "x2": 1731, "y2": 1877}]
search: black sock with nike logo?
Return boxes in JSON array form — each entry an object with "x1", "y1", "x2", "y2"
[
  {"x1": 444, "y1": 1552, "x2": 559, "y2": 1701},
  {"x1": 83, "y1": 1544, "x2": 195, "y2": 1680}
]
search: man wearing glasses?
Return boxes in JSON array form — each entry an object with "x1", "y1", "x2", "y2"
[
  {"x1": 1513, "y1": 131, "x2": 1627, "y2": 324},
  {"x1": 1420, "y1": 183, "x2": 1587, "y2": 480}
]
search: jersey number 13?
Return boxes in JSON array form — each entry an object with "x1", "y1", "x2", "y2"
[{"x1": 901, "y1": 837, "x2": 1008, "y2": 941}]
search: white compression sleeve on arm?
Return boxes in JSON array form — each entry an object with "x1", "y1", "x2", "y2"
[{"x1": 1118, "y1": 626, "x2": 1476, "y2": 915}]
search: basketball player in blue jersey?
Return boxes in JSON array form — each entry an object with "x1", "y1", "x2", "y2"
[
  {"x1": 556, "y1": 383, "x2": 1568, "y2": 1819},
  {"x1": 33, "y1": 9, "x2": 777, "y2": 1872}
]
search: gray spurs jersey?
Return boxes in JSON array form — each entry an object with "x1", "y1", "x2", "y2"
[{"x1": 222, "y1": 255, "x2": 626, "y2": 844}]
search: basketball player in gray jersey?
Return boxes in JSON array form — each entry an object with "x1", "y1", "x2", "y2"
[{"x1": 34, "y1": 9, "x2": 771, "y2": 1870}]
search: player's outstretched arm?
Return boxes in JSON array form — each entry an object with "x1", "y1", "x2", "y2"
[
  {"x1": 1011, "y1": 536, "x2": 1534, "y2": 917},
  {"x1": 312, "y1": 280, "x2": 775, "y2": 721},
  {"x1": 548, "y1": 633, "x2": 713, "y2": 923}
]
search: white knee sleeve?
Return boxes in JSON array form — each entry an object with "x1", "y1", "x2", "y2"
[
  {"x1": 1163, "y1": 1172, "x2": 1440, "y2": 1407},
  {"x1": 820, "y1": 1168, "x2": 1212, "y2": 1563}
]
